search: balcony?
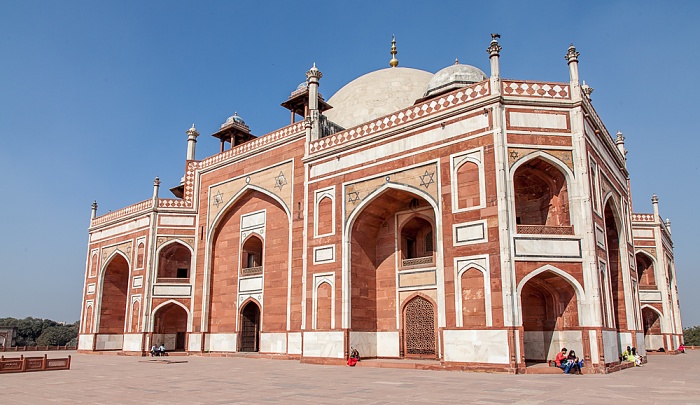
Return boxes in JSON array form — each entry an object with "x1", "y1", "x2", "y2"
[
  {"x1": 241, "y1": 266, "x2": 263, "y2": 276},
  {"x1": 517, "y1": 225, "x2": 574, "y2": 235},
  {"x1": 155, "y1": 277, "x2": 190, "y2": 284},
  {"x1": 401, "y1": 256, "x2": 434, "y2": 269}
]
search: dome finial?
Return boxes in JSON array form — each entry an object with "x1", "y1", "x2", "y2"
[
  {"x1": 455, "y1": 58, "x2": 459, "y2": 65},
  {"x1": 389, "y1": 35, "x2": 399, "y2": 68}
]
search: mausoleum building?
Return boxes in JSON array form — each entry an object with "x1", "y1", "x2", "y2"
[{"x1": 79, "y1": 36, "x2": 683, "y2": 373}]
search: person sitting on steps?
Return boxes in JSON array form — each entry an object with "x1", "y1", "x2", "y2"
[
  {"x1": 564, "y1": 350, "x2": 583, "y2": 374},
  {"x1": 554, "y1": 348, "x2": 568, "y2": 371}
]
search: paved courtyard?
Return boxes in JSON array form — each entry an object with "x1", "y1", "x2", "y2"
[{"x1": 1, "y1": 351, "x2": 699, "y2": 404}]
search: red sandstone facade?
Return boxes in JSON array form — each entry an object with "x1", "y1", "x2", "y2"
[{"x1": 79, "y1": 36, "x2": 683, "y2": 373}]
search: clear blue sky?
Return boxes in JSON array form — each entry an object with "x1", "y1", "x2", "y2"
[{"x1": 1, "y1": 1, "x2": 698, "y2": 327}]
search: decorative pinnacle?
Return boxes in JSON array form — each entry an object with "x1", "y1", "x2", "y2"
[
  {"x1": 565, "y1": 43, "x2": 579, "y2": 64},
  {"x1": 665, "y1": 218, "x2": 671, "y2": 226},
  {"x1": 91, "y1": 200, "x2": 98, "y2": 210},
  {"x1": 615, "y1": 130, "x2": 625, "y2": 144},
  {"x1": 186, "y1": 123, "x2": 199, "y2": 138},
  {"x1": 389, "y1": 35, "x2": 398, "y2": 68},
  {"x1": 306, "y1": 62, "x2": 322, "y2": 81},
  {"x1": 154, "y1": 176, "x2": 161, "y2": 187},
  {"x1": 582, "y1": 81, "x2": 594, "y2": 99},
  {"x1": 487, "y1": 33, "x2": 502, "y2": 57},
  {"x1": 651, "y1": 194, "x2": 658, "y2": 204},
  {"x1": 455, "y1": 58, "x2": 459, "y2": 65}
]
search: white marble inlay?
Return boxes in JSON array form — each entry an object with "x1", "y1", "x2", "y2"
[
  {"x1": 260, "y1": 333, "x2": 287, "y2": 354},
  {"x1": 514, "y1": 237, "x2": 581, "y2": 259},
  {"x1": 206, "y1": 333, "x2": 237, "y2": 352},
  {"x1": 241, "y1": 210, "x2": 266, "y2": 230},
  {"x1": 509, "y1": 111, "x2": 568, "y2": 130},
  {"x1": 153, "y1": 284, "x2": 192, "y2": 296},
  {"x1": 159, "y1": 216, "x2": 195, "y2": 226},
  {"x1": 453, "y1": 220, "x2": 487, "y2": 245},
  {"x1": 632, "y1": 228, "x2": 654, "y2": 238},
  {"x1": 635, "y1": 332, "x2": 646, "y2": 355},
  {"x1": 132, "y1": 276, "x2": 143, "y2": 289},
  {"x1": 90, "y1": 217, "x2": 150, "y2": 242},
  {"x1": 639, "y1": 290, "x2": 662, "y2": 302},
  {"x1": 589, "y1": 330, "x2": 598, "y2": 362},
  {"x1": 602, "y1": 330, "x2": 620, "y2": 364},
  {"x1": 377, "y1": 331, "x2": 400, "y2": 358},
  {"x1": 313, "y1": 245, "x2": 335, "y2": 264},
  {"x1": 123, "y1": 334, "x2": 143, "y2": 351},
  {"x1": 239, "y1": 276, "x2": 263, "y2": 292},
  {"x1": 443, "y1": 330, "x2": 509, "y2": 364},
  {"x1": 78, "y1": 334, "x2": 94, "y2": 350},
  {"x1": 595, "y1": 225, "x2": 605, "y2": 248},
  {"x1": 87, "y1": 283, "x2": 96, "y2": 295},
  {"x1": 188, "y1": 333, "x2": 202, "y2": 352},
  {"x1": 350, "y1": 332, "x2": 377, "y2": 358},
  {"x1": 302, "y1": 331, "x2": 344, "y2": 358},
  {"x1": 95, "y1": 334, "x2": 124, "y2": 350},
  {"x1": 288, "y1": 332, "x2": 302, "y2": 355}
]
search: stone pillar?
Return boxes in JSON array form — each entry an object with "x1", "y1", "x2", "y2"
[
  {"x1": 186, "y1": 124, "x2": 199, "y2": 161},
  {"x1": 306, "y1": 63, "x2": 322, "y2": 141},
  {"x1": 152, "y1": 177, "x2": 161, "y2": 202},
  {"x1": 91, "y1": 200, "x2": 98, "y2": 220},
  {"x1": 651, "y1": 194, "x2": 659, "y2": 221},
  {"x1": 665, "y1": 218, "x2": 672, "y2": 234},
  {"x1": 565, "y1": 44, "x2": 581, "y2": 101},
  {"x1": 487, "y1": 33, "x2": 502, "y2": 92},
  {"x1": 615, "y1": 131, "x2": 627, "y2": 164}
]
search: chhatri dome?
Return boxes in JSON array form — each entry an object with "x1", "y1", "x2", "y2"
[{"x1": 424, "y1": 61, "x2": 488, "y2": 98}]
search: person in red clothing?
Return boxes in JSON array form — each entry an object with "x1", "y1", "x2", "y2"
[{"x1": 554, "y1": 348, "x2": 568, "y2": 370}]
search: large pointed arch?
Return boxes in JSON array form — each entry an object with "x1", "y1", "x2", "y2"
[
  {"x1": 516, "y1": 264, "x2": 585, "y2": 325},
  {"x1": 341, "y1": 181, "x2": 443, "y2": 330},
  {"x1": 95, "y1": 250, "x2": 131, "y2": 335},
  {"x1": 201, "y1": 184, "x2": 292, "y2": 333},
  {"x1": 510, "y1": 151, "x2": 576, "y2": 232}
]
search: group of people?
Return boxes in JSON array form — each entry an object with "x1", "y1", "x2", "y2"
[
  {"x1": 150, "y1": 344, "x2": 166, "y2": 357},
  {"x1": 622, "y1": 346, "x2": 643, "y2": 366},
  {"x1": 554, "y1": 348, "x2": 584, "y2": 374}
]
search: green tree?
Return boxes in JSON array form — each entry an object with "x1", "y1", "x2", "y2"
[
  {"x1": 36, "y1": 326, "x2": 76, "y2": 346},
  {"x1": 684, "y1": 325, "x2": 700, "y2": 346}
]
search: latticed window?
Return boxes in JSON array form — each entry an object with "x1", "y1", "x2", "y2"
[{"x1": 404, "y1": 296, "x2": 435, "y2": 356}]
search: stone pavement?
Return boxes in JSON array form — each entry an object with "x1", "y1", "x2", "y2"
[{"x1": 1, "y1": 351, "x2": 699, "y2": 404}]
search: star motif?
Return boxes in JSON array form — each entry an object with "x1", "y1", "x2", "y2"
[
  {"x1": 274, "y1": 171, "x2": 287, "y2": 190},
  {"x1": 347, "y1": 191, "x2": 360, "y2": 204},
  {"x1": 419, "y1": 170, "x2": 435, "y2": 189},
  {"x1": 509, "y1": 151, "x2": 519, "y2": 160},
  {"x1": 213, "y1": 190, "x2": 224, "y2": 208}
]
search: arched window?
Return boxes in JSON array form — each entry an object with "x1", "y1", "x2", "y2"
[
  {"x1": 513, "y1": 157, "x2": 572, "y2": 234},
  {"x1": 636, "y1": 253, "x2": 656, "y2": 289},
  {"x1": 461, "y1": 268, "x2": 485, "y2": 327},
  {"x1": 316, "y1": 196, "x2": 334, "y2": 236},
  {"x1": 157, "y1": 242, "x2": 191, "y2": 281},
  {"x1": 400, "y1": 217, "x2": 434, "y2": 267},
  {"x1": 456, "y1": 161, "x2": 481, "y2": 209},
  {"x1": 241, "y1": 235, "x2": 263, "y2": 275},
  {"x1": 316, "y1": 282, "x2": 332, "y2": 330},
  {"x1": 89, "y1": 252, "x2": 98, "y2": 278},
  {"x1": 136, "y1": 242, "x2": 145, "y2": 269}
]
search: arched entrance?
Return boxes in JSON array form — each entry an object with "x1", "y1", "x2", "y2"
[
  {"x1": 239, "y1": 301, "x2": 260, "y2": 352},
  {"x1": 604, "y1": 200, "x2": 625, "y2": 331},
  {"x1": 520, "y1": 270, "x2": 580, "y2": 362},
  {"x1": 348, "y1": 186, "x2": 437, "y2": 356},
  {"x1": 153, "y1": 303, "x2": 188, "y2": 351},
  {"x1": 402, "y1": 295, "x2": 436, "y2": 358},
  {"x1": 98, "y1": 254, "x2": 130, "y2": 335},
  {"x1": 642, "y1": 307, "x2": 663, "y2": 350}
]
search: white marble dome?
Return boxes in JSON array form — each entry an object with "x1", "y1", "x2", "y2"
[
  {"x1": 324, "y1": 67, "x2": 433, "y2": 129},
  {"x1": 424, "y1": 64, "x2": 488, "y2": 97}
]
